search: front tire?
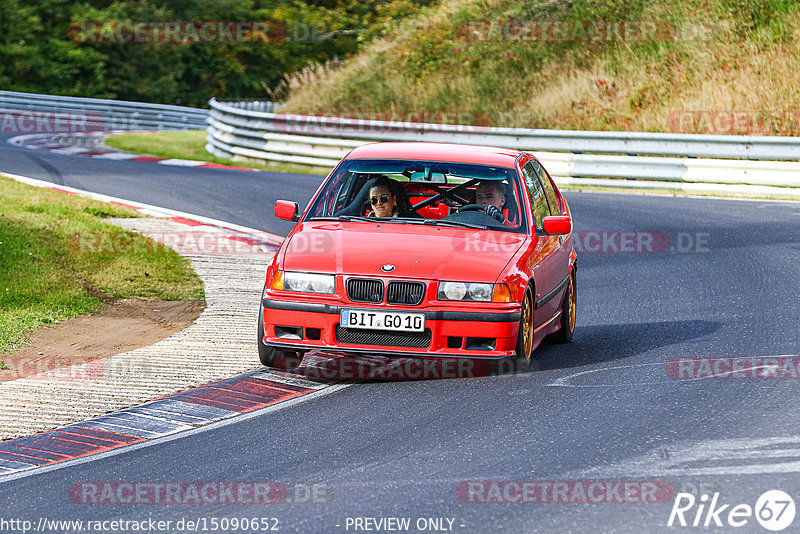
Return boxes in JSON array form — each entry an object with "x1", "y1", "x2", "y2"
[
  {"x1": 512, "y1": 288, "x2": 535, "y2": 371},
  {"x1": 258, "y1": 307, "x2": 303, "y2": 370}
]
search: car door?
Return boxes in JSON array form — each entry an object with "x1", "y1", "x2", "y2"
[{"x1": 521, "y1": 160, "x2": 565, "y2": 326}]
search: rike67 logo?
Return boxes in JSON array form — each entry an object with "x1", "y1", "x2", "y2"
[{"x1": 668, "y1": 490, "x2": 796, "y2": 531}]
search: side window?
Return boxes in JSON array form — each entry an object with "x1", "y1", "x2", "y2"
[
  {"x1": 530, "y1": 160, "x2": 560, "y2": 215},
  {"x1": 522, "y1": 162, "x2": 549, "y2": 232}
]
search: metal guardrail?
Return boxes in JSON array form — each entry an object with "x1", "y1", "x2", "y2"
[
  {"x1": 208, "y1": 99, "x2": 800, "y2": 160},
  {"x1": 0, "y1": 90, "x2": 208, "y2": 131},
  {"x1": 206, "y1": 99, "x2": 800, "y2": 198}
]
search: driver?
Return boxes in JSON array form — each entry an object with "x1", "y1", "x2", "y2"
[{"x1": 475, "y1": 181, "x2": 509, "y2": 224}]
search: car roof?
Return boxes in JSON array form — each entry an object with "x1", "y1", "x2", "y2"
[{"x1": 344, "y1": 142, "x2": 524, "y2": 167}]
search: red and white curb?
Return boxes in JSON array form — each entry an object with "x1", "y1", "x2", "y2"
[
  {"x1": 0, "y1": 171, "x2": 350, "y2": 476},
  {"x1": 7, "y1": 131, "x2": 260, "y2": 171},
  {"x1": 0, "y1": 369, "x2": 331, "y2": 476}
]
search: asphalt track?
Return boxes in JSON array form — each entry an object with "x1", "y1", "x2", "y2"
[{"x1": 1, "y1": 134, "x2": 800, "y2": 532}]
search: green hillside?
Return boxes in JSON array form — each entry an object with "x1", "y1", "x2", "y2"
[
  {"x1": 281, "y1": 0, "x2": 800, "y2": 135},
  {"x1": 0, "y1": 0, "x2": 436, "y2": 107}
]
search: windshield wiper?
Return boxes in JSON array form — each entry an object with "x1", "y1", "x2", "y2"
[
  {"x1": 423, "y1": 220, "x2": 487, "y2": 230},
  {"x1": 312, "y1": 216, "x2": 414, "y2": 222},
  {"x1": 308, "y1": 216, "x2": 377, "y2": 222}
]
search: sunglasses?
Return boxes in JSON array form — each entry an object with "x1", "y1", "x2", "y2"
[{"x1": 370, "y1": 194, "x2": 391, "y2": 205}]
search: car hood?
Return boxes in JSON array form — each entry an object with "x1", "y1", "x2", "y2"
[{"x1": 281, "y1": 221, "x2": 527, "y2": 282}]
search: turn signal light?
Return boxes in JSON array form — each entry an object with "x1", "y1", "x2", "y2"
[
  {"x1": 492, "y1": 284, "x2": 512, "y2": 303},
  {"x1": 269, "y1": 270, "x2": 284, "y2": 290}
]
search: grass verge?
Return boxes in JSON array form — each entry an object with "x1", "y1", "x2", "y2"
[
  {"x1": 105, "y1": 130, "x2": 332, "y2": 176},
  {"x1": 0, "y1": 175, "x2": 204, "y2": 354}
]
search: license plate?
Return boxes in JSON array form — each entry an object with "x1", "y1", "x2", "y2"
[{"x1": 340, "y1": 309, "x2": 425, "y2": 332}]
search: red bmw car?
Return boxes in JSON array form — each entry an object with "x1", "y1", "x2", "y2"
[{"x1": 259, "y1": 142, "x2": 576, "y2": 371}]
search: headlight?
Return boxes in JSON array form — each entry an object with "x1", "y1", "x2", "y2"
[
  {"x1": 283, "y1": 271, "x2": 335, "y2": 294},
  {"x1": 438, "y1": 281, "x2": 493, "y2": 302}
]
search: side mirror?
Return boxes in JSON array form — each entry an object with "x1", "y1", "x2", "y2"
[
  {"x1": 275, "y1": 200, "x2": 300, "y2": 222},
  {"x1": 542, "y1": 215, "x2": 571, "y2": 235}
]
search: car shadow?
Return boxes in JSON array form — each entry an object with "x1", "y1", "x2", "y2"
[
  {"x1": 531, "y1": 319, "x2": 723, "y2": 372},
  {"x1": 285, "y1": 351, "x2": 497, "y2": 382},
  {"x1": 267, "y1": 319, "x2": 721, "y2": 382}
]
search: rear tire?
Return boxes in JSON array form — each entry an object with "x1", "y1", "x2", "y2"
[
  {"x1": 258, "y1": 307, "x2": 303, "y2": 370},
  {"x1": 552, "y1": 269, "x2": 576, "y2": 344}
]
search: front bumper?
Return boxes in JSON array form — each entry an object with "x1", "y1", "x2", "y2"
[{"x1": 261, "y1": 298, "x2": 521, "y2": 358}]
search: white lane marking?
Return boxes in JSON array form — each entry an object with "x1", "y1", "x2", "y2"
[
  {"x1": 48, "y1": 146, "x2": 92, "y2": 155},
  {"x1": 0, "y1": 171, "x2": 284, "y2": 245},
  {"x1": 573, "y1": 436, "x2": 800, "y2": 477},
  {"x1": 91, "y1": 152, "x2": 139, "y2": 160},
  {"x1": 156, "y1": 159, "x2": 205, "y2": 167},
  {"x1": 548, "y1": 354, "x2": 800, "y2": 387},
  {"x1": 547, "y1": 362, "x2": 664, "y2": 387},
  {"x1": 7, "y1": 132, "x2": 257, "y2": 171},
  {"x1": 0, "y1": 384, "x2": 351, "y2": 483}
]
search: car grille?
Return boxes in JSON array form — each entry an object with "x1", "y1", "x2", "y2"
[
  {"x1": 386, "y1": 281, "x2": 425, "y2": 305},
  {"x1": 347, "y1": 278, "x2": 383, "y2": 303},
  {"x1": 335, "y1": 326, "x2": 432, "y2": 348}
]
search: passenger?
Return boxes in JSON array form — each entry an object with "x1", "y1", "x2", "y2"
[
  {"x1": 368, "y1": 177, "x2": 398, "y2": 217},
  {"x1": 368, "y1": 176, "x2": 414, "y2": 217}
]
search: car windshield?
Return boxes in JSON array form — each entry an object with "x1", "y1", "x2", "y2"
[{"x1": 304, "y1": 159, "x2": 527, "y2": 232}]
